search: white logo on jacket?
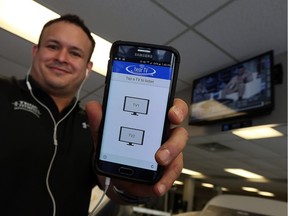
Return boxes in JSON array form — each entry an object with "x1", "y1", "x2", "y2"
[
  {"x1": 82, "y1": 122, "x2": 89, "y2": 129},
  {"x1": 12, "y1": 100, "x2": 41, "y2": 118}
]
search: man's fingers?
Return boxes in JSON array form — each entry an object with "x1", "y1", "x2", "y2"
[
  {"x1": 168, "y1": 98, "x2": 188, "y2": 125},
  {"x1": 153, "y1": 153, "x2": 184, "y2": 196},
  {"x1": 156, "y1": 127, "x2": 188, "y2": 166}
]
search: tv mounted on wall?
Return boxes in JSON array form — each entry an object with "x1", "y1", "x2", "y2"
[{"x1": 189, "y1": 51, "x2": 274, "y2": 125}]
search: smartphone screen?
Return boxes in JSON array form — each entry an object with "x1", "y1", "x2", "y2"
[{"x1": 96, "y1": 41, "x2": 180, "y2": 183}]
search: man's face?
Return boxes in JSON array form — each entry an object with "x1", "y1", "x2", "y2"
[
  {"x1": 239, "y1": 67, "x2": 245, "y2": 75},
  {"x1": 31, "y1": 21, "x2": 93, "y2": 97}
]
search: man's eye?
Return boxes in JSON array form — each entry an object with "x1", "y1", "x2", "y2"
[
  {"x1": 47, "y1": 44, "x2": 59, "y2": 50},
  {"x1": 70, "y1": 51, "x2": 81, "y2": 57}
]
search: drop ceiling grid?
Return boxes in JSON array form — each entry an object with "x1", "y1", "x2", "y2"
[
  {"x1": 0, "y1": 28, "x2": 32, "y2": 69},
  {"x1": 154, "y1": 0, "x2": 231, "y2": 26},
  {"x1": 80, "y1": 73, "x2": 106, "y2": 105},
  {"x1": 220, "y1": 139, "x2": 282, "y2": 158},
  {"x1": 194, "y1": 0, "x2": 288, "y2": 57},
  {"x1": 244, "y1": 158, "x2": 286, "y2": 177},
  {"x1": 81, "y1": 71, "x2": 105, "y2": 93},
  {"x1": 175, "y1": 79, "x2": 191, "y2": 92},
  {"x1": 168, "y1": 30, "x2": 234, "y2": 81},
  {"x1": 36, "y1": 0, "x2": 187, "y2": 44},
  {"x1": 183, "y1": 144, "x2": 283, "y2": 176},
  {"x1": 79, "y1": 86, "x2": 104, "y2": 103},
  {"x1": 250, "y1": 136, "x2": 287, "y2": 157},
  {"x1": 0, "y1": 61, "x2": 25, "y2": 79},
  {"x1": 80, "y1": 93, "x2": 103, "y2": 108},
  {"x1": 268, "y1": 157, "x2": 288, "y2": 171}
]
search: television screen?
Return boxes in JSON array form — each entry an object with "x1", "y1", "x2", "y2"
[{"x1": 189, "y1": 51, "x2": 274, "y2": 125}]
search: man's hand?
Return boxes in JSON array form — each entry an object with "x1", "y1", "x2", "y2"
[{"x1": 86, "y1": 98, "x2": 188, "y2": 203}]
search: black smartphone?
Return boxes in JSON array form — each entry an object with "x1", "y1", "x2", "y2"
[{"x1": 95, "y1": 41, "x2": 180, "y2": 184}]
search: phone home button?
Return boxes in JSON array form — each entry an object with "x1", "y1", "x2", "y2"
[{"x1": 119, "y1": 167, "x2": 134, "y2": 176}]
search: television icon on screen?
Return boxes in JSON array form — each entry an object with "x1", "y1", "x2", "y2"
[
  {"x1": 119, "y1": 126, "x2": 145, "y2": 146},
  {"x1": 123, "y1": 96, "x2": 150, "y2": 116}
]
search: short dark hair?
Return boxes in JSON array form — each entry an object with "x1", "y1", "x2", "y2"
[{"x1": 38, "y1": 14, "x2": 96, "y2": 61}]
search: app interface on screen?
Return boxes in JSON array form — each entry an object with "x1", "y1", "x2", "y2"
[{"x1": 100, "y1": 51, "x2": 175, "y2": 171}]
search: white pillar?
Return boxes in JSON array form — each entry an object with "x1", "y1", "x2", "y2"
[{"x1": 182, "y1": 178, "x2": 195, "y2": 211}]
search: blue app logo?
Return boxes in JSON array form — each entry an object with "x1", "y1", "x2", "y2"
[{"x1": 126, "y1": 64, "x2": 156, "y2": 76}]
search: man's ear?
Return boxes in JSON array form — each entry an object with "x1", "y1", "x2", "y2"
[
  {"x1": 86, "y1": 61, "x2": 93, "y2": 78},
  {"x1": 32, "y1": 45, "x2": 39, "y2": 57}
]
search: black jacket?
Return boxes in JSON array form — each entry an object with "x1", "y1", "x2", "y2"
[{"x1": 0, "y1": 77, "x2": 96, "y2": 216}]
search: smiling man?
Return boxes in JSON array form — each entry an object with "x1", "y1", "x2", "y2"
[{"x1": 0, "y1": 14, "x2": 188, "y2": 216}]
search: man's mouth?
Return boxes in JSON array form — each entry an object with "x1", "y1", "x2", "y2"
[{"x1": 49, "y1": 66, "x2": 70, "y2": 74}]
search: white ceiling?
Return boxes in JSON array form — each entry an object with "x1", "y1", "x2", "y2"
[{"x1": 0, "y1": 0, "x2": 287, "y2": 202}]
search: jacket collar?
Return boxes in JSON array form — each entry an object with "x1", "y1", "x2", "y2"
[{"x1": 18, "y1": 76, "x2": 80, "y2": 116}]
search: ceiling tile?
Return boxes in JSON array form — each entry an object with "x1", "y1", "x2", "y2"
[
  {"x1": 222, "y1": 140, "x2": 281, "y2": 157},
  {"x1": 80, "y1": 92, "x2": 103, "y2": 108},
  {"x1": 169, "y1": 31, "x2": 235, "y2": 81},
  {"x1": 195, "y1": 0, "x2": 287, "y2": 58},
  {"x1": 244, "y1": 158, "x2": 284, "y2": 170},
  {"x1": 154, "y1": 0, "x2": 230, "y2": 25},
  {"x1": 0, "y1": 57, "x2": 27, "y2": 79},
  {"x1": 0, "y1": 28, "x2": 32, "y2": 69},
  {"x1": 176, "y1": 79, "x2": 190, "y2": 93},
  {"x1": 274, "y1": 124, "x2": 288, "y2": 135},
  {"x1": 187, "y1": 135, "x2": 213, "y2": 146},
  {"x1": 82, "y1": 71, "x2": 105, "y2": 93},
  {"x1": 251, "y1": 136, "x2": 287, "y2": 157},
  {"x1": 205, "y1": 131, "x2": 242, "y2": 142},
  {"x1": 270, "y1": 158, "x2": 288, "y2": 170},
  {"x1": 36, "y1": 0, "x2": 187, "y2": 44}
]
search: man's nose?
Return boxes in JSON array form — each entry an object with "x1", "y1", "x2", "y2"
[{"x1": 56, "y1": 49, "x2": 69, "y2": 63}]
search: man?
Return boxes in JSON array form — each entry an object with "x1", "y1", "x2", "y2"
[
  {"x1": 222, "y1": 65, "x2": 253, "y2": 100},
  {"x1": 0, "y1": 14, "x2": 188, "y2": 215}
]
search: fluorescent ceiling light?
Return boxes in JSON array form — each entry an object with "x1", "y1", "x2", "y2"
[
  {"x1": 173, "y1": 180, "x2": 184, "y2": 185},
  {"x1": 258, "y1": 191, "x2": 275, "y2": 197},
  {"x1": 201, "y1": 183, "x2": 214, "y2": 188},
  {"x1": 224, "y1": 168, "x2": 266, "y2": 180},
  {"x1": 0, "y1": 0, "x2": 59, "y2": 43},
  {"x1": 221, "y1": 187, "x2": 229, "y2": 192},
  {"x1": 0, "y1": 0, "x2": 111, "y2": 76},
  {"x1": 242, "y1": 187, "x2": 259, "y2": 192},
  {"x1": 232, "y1": 125, "x2": 283, "y2": 140},
  {"x1": 182, "y1": 168, "x2": 205, "y2": 178},
  {"x1": 132, "y1": 207, "x2": 171, "y2": 216}
]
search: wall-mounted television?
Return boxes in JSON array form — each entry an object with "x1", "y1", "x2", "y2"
[{"x1": 189, "y1": 51, "x2": 274, "y2": 125}]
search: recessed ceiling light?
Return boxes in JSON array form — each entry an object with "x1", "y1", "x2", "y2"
[
  {"x1": 242, "y1": 187, "x2": 259, "y2": 192},
  {"x1": 221, "y1": 187, "x2": 229, "y2": 191},
  {"x1": 258, "y1": 191, "x2": 275, "y2": 197},
  {"x1": 232, "y1": 125, "x2": 283, "y2": 139},
  {"x1": 201, "y1": 183, "x2": 214, "y2": 188},
  {"x1": 224, "y1": 168, "x2": 266, "y2": 180},
  {"x1": 173, "y1": 180, "x2": 184, "y2": 185},
  {"x1": 182, "y1": 168, "x2": 205, "y2": 178}
]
